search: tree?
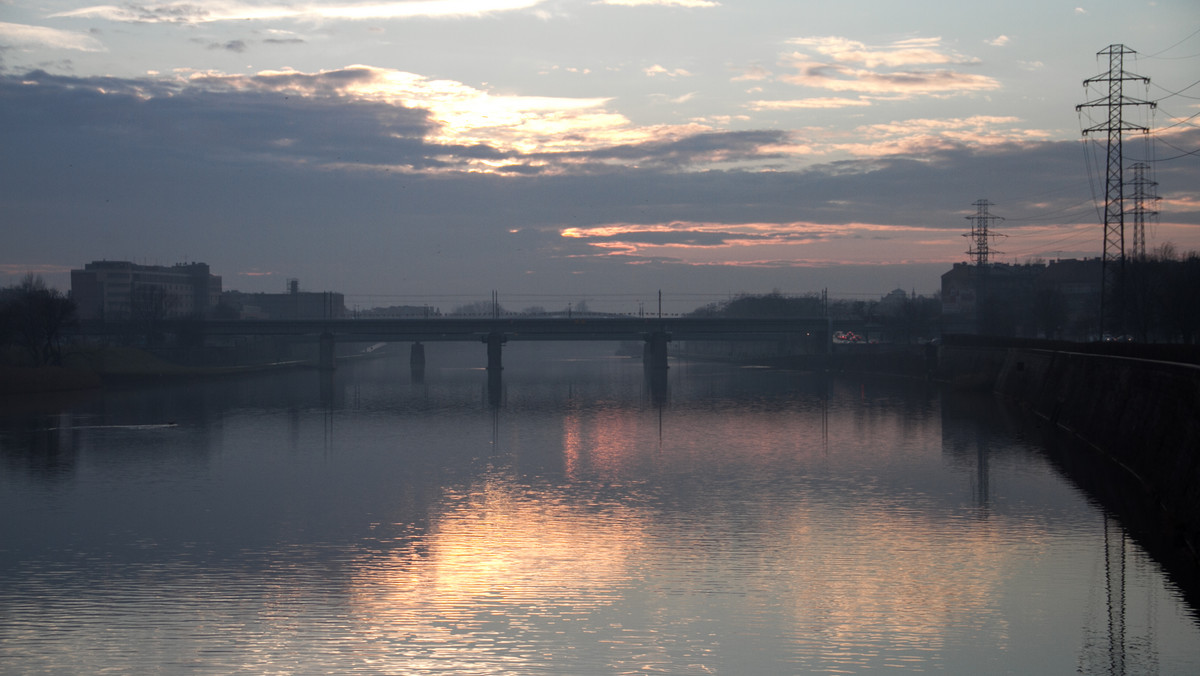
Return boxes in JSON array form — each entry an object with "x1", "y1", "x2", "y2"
[
  {"x1": 0, "y1": 274, "x2": 78, "y2": 366},
  {"x1": 688, "y1": 291, "x2": 823, "y2": 318},
  {"x1": 450, "y1": 300, "x2": 506, "y2": 316}
]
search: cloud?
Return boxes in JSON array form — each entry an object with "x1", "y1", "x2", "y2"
[
  {"x1": 987, "y1": 35, "x2": 1010, "y2": 47},
  {"x1": 177, "y1": 65, "x2": 663, "y2": 167},
  {"x1": 0, "y1": 263, "x2": 75, "y2": 279},
  {"x1": 644, "y1": 64, "x2": 692, "y2": 77},
  {"x1": 732, "y1": 64, "x2": 771, "y2": 82},
  {"x1": 558, "y1": 220, "x2": 960, "y2": 267},
  {"x1": 780, "y1": 36, "x2": 999, "y2": 97},
  {"x1": 781, "y1": 61, "x2": 998, "y2": 95},
  {"x1": 545, "y1": 129, "x2": 792, "y2": 171},
  {"x1": 209, "y1": 39, "x2": 249, "y2": 53},
  {"x1": 597, "y1": 0, "x2": 719, "y2": 7},
  {"x1": 0, "y1": 68, "x2": 788, "y2": 179},
  {"x1": 0, "y1": 21, "x2": 106, "y2": 51},
  {"x1": 52, "y1": 0, "x2": 550, "y2": 24},
  {"x1": 748, "y1": 97, "x2": 871, "y2": 110},
  {"x1": 788, "y1": 36, "x2": 978, "y2": 69},
  {"x1": 824, "y1": 115, "x2": 1052, "y2": 158},
  {"x1": 4, "y1": 66, "x2": 1195, "y2": 301}
]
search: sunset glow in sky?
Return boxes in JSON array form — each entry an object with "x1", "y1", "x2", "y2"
[{"x1": 2, "y1": 1, "x2": 1198, "y2": 310}]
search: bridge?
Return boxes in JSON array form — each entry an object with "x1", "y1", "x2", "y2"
[{"x1": 169, "y1": 315, "x2": 833, "y2": 371}]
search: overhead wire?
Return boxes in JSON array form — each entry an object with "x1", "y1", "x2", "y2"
[{"x1": 1142, "y1": 25, "x2": 1200, "y2": 59}]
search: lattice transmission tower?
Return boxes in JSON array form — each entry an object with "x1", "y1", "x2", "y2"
[
  {"x1": 1076, "y1": 44, "x2": 1155, "y2": 333},
  {"x1": 963, "y1": 199, "x2": 1005, "y2": 265},
  {"x1": 1128, "y1": 162, "x2": 1158, "y2": 261}
]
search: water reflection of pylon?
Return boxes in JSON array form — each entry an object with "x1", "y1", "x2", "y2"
[
  {"x1": 1105, "y1": 515, "x2": 1127, "y2": 676},
  {"x1": 1079, "y1": 514, "x2": 1158, "y2": 676}
]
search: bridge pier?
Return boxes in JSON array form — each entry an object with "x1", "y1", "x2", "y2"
[
  {"x1": 484, "y1": 332, "x2": 506, "y2": 371},
  {"x1": 318, "y1": 332, "x2": 336, "y2": 372},
  {"x1": 643, "y1": 331, "x2": 670, "y2": 371}
]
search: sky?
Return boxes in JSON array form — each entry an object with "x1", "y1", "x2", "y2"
[{"x1": 2, "y1": 0, "x2": 1198, "y2": 313}]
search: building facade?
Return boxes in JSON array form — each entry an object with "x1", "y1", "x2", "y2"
[
  {"x1": 220, "y1": 287, "x2": 346, "y2": 320},
  {"x1": 941, "y1": 258, "x2": 1101, "y2": 339},
  {"x1": 71, "y1": 261, "x2": 222, "y2": 322}
]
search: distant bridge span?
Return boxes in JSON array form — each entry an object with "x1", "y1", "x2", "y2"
[
  {"x1": 185, "y1": 316, "x2": 830, "y2": 342},
  {"x1": 165, "y1": 316, "x2": 833, "y2": 370}
]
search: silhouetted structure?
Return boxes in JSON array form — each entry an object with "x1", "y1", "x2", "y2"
[
  {"x1": 941, "y1": 259, "x2": 1102, "y2": 339},
  {"x1": 221, "y1": 283, "x2": 345, "y2": 320},
  {"x1": 963, "y1": 199, "x2": 1005, "y2": 265},
  {"x1": 1077, "y1": 44, "x2": 1155, "y2": 334},
  {"x1": 71, "y1": 261, "x2": 221, "y2": 321}
]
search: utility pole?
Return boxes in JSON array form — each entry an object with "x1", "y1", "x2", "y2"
[
  {"x1": 963, "y1": 199, "x2": 1005, "y2": 266},
  {"x1": 1076, "y1": 44, "x2": 1155, "y2": 335}
]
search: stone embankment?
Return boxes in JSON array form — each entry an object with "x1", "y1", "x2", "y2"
[{"x1": 939, "y1": 335, "x2": 1200, "y2": 568}]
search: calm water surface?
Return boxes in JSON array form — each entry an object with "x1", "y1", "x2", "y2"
[{"x1": 1, "y1": 349, "x2": 1198, "y2": 675}]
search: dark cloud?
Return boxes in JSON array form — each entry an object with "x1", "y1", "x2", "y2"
[
  {"x1": 536, "y1": 130, "x2": 791, "y2": 172},
  {"x1": 115, "y1": 3, "x2": 212, "y2": 24},
  {"x1": 1, "y1": 70, "x2": 438, "y2": 169},
  {"x1": 210, "y1": 40, "x2": 248, "y2": 53}
]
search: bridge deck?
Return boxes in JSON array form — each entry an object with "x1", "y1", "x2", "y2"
[{"x1": 169, "y1": 316, "x2": 832, "y2": 343}]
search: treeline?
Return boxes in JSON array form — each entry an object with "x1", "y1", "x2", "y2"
[
  {"x1": 1123, "y1": 246, "x2": 1200, "y2": 344},
  {"x1": 0, "y1": 274, "x2": 78, "y2": 367},
  {"x1": 687, "y1": 290, "x2": 942, "y2": 343}
]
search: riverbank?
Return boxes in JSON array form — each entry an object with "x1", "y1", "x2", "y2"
[
  {"x1": 1, "y1": 347, "x2": 312, "y2": 393},
  {"x1": 933, "y1": 336, "x2": 1200, "y2": 601},
  {"x1": 990, "y1": 346, "x2": 1200, "y2": 558}
]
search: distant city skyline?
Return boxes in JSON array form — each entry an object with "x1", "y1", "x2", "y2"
[{"x1": 2, "y1": 1, "x2": 1198, "y2": 312}]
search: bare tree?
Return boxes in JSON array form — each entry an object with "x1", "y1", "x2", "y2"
[{"x1": 0, "y1": 274, "x2": 78, "y2": 366}]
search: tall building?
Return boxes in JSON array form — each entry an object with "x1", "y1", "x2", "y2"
[{"x1": 71, "y1": 261, "x2": 222, "y2": 322}]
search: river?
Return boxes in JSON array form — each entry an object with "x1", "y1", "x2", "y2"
[{"x1": 1, "y1": 346, "x2": 1198, "y2": 674}]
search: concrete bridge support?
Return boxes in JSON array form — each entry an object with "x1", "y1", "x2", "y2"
[
  {"x1": 643, "y1": 331, "x2": 670, "y2": 371},
  {"x1": 484, "y1": 332, "x2": 506, "y2": 371},
  {"x1": 318, "y1": 332, "x2": 336, "y2": 372}
]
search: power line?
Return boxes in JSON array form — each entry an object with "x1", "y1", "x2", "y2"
[
  {"x1": 1002, "y1": 197, "x2": 1098, "y2": 223},
  {"x1": 1151, "y1": 107, "x2": 1200, "y2": 130},
  {"x1": 1143, "y1": 26, "x2": 1200, "y2": 58},
  {"x1": 1151, "y1": 78, "x2": 1200, "y2": 100}
]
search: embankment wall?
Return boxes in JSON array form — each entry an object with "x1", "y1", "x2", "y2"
[{"x1": 942, "y1": 340, "x2": 1200, "y2": 563}]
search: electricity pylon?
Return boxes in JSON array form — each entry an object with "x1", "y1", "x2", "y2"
[
  {"x1": 1076, "y1": 44, "x2": 1155, "y2": 335},
  {"x1": 963, "y1": 199, "x2": 1005, "y2": 266},
  {"x1": 1128, "y1": 162, "x2": 1158, "y2": 261}
]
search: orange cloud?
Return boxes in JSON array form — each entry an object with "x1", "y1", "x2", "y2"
[
  {"x1": 779, "y1": 36, "x2": 999, "y2": 97},
  {"x1": 560, "y1": 221, "x2": 963, "y2": 267}
]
